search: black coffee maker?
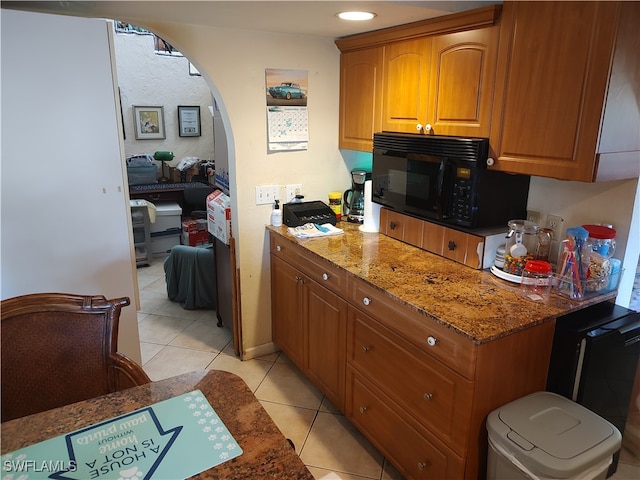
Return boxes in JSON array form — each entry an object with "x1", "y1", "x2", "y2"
[{"x1": 343, "y1": 169, "x2": 371, "y2": 223}]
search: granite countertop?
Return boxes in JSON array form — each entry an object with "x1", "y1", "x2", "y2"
[
  {"x1": 1, "y1": 370, "x2": 313, "y2": 480},
  {"x1": 268, "y1": 222, "x2": 616, "y2": 344}
]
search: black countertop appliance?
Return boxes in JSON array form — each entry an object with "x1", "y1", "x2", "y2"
[{"x1": 547, "y1": 301, "x2": 640, "y2": 477}]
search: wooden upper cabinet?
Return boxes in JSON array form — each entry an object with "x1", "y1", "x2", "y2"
[
  {"x1": 489, "y1": 1, "x2": 639, "y2": 182},
  {"x1": 336, "y1": 4, "x2": 502, "y2": 151},
  {"x1": 339, "y1": 47, "x2": 383, "y2": 151},
  {"x1": 428, "y1": 26, "x2": 499, "y2": 137},
  {"x1": 381, "y1": 38, "x2": 431, "y2": 134}
]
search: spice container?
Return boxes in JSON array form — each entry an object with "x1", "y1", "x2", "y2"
[
  {"x1": 328, "y1": 192, "x2": 342, "y2": 221},
  {"x1": 503, "y1": 220, "x2": 538, "y2": 275},
  {"x1": 521, "y1": 260, "x2": 552, "y2": 301}
]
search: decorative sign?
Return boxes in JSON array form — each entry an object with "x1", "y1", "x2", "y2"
[{"x1": 1, "y1": 391, "x2": 242, "y2": 479}]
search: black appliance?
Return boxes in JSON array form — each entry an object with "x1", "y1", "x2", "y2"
[
  {"x1": 343, "y1": 169, "x2": 372, "y2": 224},
  {"x1": 547, "y1": 301, "x2": 640, "y2": 476},
  {"x1": 371, "y1": 132, "x2": 531, "y2": 229},
  {"x1": 282, "y1": 201, "x2": 337, "y2": 227}
]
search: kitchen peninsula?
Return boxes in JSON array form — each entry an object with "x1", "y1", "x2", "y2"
[{"x1": 268, "y1": 222, "x2": 617, "y2": 479}]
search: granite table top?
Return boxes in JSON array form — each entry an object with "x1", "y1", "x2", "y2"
[
  {"x1": 1, "y1": 370, "x2": 313, "y2": 480},
  {"x1": 268, "y1": 222, "x2": 616, "y2": 344}
]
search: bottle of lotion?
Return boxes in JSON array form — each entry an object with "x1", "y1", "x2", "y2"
[{"x1": 270, "y1": 200, "x2": 282, "y2": 227}]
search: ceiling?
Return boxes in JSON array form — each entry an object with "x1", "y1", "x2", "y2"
[{"x1": 2, "y1": 1, "x2": 500, "y2": 38}]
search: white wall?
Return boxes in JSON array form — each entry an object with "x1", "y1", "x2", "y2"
[
  {"x1": 0, "y1": 10, "x2": 142, "y2": 363},
  {"x1": 528, "y1": 176, "x2": 640, "y2": 307},
  {"x1": 113, "y1": 30, "x2": 214, "y2": 172}
]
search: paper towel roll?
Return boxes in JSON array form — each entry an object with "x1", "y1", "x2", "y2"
[{"x1": 359, "y1": 180, "x2": 380, "y2": 232}]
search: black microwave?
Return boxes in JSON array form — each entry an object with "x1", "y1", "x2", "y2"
[{"x1": 372, "y1": 132, "x2": 531, "y2": 229}]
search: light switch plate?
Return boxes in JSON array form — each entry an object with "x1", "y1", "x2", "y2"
[{"x1": 255, "y1": 185, "x2": 279, "y2": 205}]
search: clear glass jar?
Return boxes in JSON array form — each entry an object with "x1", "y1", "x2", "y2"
[
  {"x1": 582, "y1": 224, "x2": 616, "y2": 259},
  {"x1": 521, "y1": 260, "x2": 552, "y2": 301},
  {"x1": 503, "y1": 220, "x2": 538, "y2": 275},
  {"x1": 582, "y1": 224, "x2": 616, "y2": 291}
]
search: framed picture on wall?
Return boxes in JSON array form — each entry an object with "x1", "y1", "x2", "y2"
[
  {"x1": 178, "y1": 105, "x2": 201, "y2": 137},
  {"x1": 133, "y1": 106, "x2": 165, "y2": 140}
]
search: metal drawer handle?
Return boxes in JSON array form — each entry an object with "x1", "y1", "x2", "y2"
[
  {"x1": 423, "y1": 393, "x2": 433, "y2": 401},
  {"x1": 361, "y1": 345, "x2": 370, "y2": 353},
  {"x1": 448, "y1": 240, "x2": 456, "y2": 251},
  {"x1": 389, "y1": 221, "x2": 397, "y2": 230},
  {"x1": 322, "y1": 273, "x2": 329, "y2": 281},
  {"x1": 362, "y1": 297, "x2": 371, "y2": 306},
  {"x1": 276, "y1": 245, "x2": 282, "y2": 252},
  {"x1": 359, "y1": 406, "x2": 367, "y2": 414},
  {"x1": 418, "y1": 462, "x2": 427, "y2": 470},
  {"x1": 426, "y1": 336, "x2": 437, "y2": 346}
]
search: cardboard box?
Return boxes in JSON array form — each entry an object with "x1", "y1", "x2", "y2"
[
  {"x1": 181, "y1": 219, "x2": 208, "y2": 234},
  {"x1": 169, "y1": 165, "x2": 200, "y2": 183},
  {"x1": 206, "y1": 190, "x2": 231, "y2": 244},
  {"x1": 182, "y1": 230, "x2": 210, "y2": 247}
]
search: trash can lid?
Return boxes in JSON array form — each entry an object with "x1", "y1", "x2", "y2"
[{"x1": 497, "y1": 392, "x2": 617, "y2": 459}]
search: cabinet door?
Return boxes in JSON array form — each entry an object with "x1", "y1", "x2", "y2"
[
  {"x1": 271, "y1": 255, "x2": 304, "y2": 367},
  {"x1": 381, "y1": 38, "x2": 431, "y2": 133},
  {"x1": 489, "y1": 1, "x2": 620, "y2": 181},
  {"x1": 304, "y1": 280, "x2": 347, "y2": 411},
  {"x1": 428, "y1": 26, "x2": 498, "y2": 137},
  {"x1": 339, "y1": 47, "x2": 383, "y2": 151}
]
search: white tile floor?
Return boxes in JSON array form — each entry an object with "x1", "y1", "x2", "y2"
[{"x1": 135, "y1": 255, "x2": 640, "y2": 480}]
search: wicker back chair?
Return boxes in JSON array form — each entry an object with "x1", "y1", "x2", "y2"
[{"x1": 1, "y1": 293, "x2": 151, "y2": 422}]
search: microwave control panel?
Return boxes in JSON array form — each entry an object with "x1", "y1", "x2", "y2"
[{"x1": 450, "y1": 170, "x2": 474, "y2": 224}]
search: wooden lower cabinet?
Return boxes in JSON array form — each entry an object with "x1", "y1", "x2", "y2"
[
  {"x1": 271, "y1": 255, "x2": 304, "y2": 367},
  {"x1": 271, "y1": 240, "x2": 347, "y2": 411},
  {"x1": 304, "y1": 278, "x2": 347, "y2": 409},
  {"x1": 269, "y1": 229, "x2": 556, "y2": 479},
  {"x1": 347, "y1": 371, "x2": 465, "y2": 479},
  {"x1": 348, "y1": 306, "x2": 474, "y2": 452}
]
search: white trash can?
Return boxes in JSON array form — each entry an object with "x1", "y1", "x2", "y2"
[{"x1": 486, "y1": 391, "x2": 621, "y2": 480}]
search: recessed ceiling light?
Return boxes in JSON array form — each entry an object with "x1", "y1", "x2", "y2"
[{"x1": 337, "y1": 11, "x2": 376, "y2": 21}]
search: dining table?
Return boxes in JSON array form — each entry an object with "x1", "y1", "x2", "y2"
[{"x1": 1, "y1": 370, "x2": 314, "y2": 479}]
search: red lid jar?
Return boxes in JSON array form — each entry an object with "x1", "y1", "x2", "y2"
[
  {"x1": 582, "y1": 224, "x2": 616, "y2": 259},
  {"x1": 521, "y1": 260, "x2": 553, "y2": 301}
]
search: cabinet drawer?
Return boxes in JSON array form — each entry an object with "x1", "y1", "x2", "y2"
[
  {"x1": 347, "y1": 276, "x2": 476, "y2": 379},
  {"x1": 380, "y1": 209, "x2": 423, "y2": 247},
  {"x1": 348, "y1": 308, "x2": 473, "y2": 451},
  {"x1": 347, "y1": 370, "x2": 464, "y2": 479},
  {"x1": 443, "y1": 228, "x2": 483, "y2": 269},
  {"x1": 270, "y1": 235, "x2": 346, "y2": 295}
]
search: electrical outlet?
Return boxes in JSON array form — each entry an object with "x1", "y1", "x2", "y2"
[
  {"x1": 546, "y1": 214, "x2": 564, "y2": 240},
  {"x1": 527, "y1": 210, "x2": 541, "y2": 224},
  {"x1": 255, "y1": 185, "x2": 279, "y2": 205},
  {"x1": 285, "y1": 184, "x2": 303, "y2": 203}
]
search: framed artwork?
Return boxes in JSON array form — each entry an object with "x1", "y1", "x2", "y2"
[
  {"x1": 133, "y1": 106, "x2": 165, "y2": 140},
  {"x1": 178, "y1": 105, "x2": 201, "y2": 137}
]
